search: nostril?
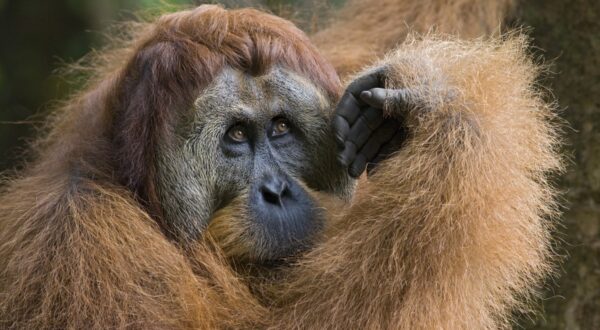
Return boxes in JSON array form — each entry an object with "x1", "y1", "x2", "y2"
[
  {"x1": 260, "y1": 178, "x2": 289, "y2": 206},
  {"x1": 261, "y1": 187, "x2": 281, "y2": 205}
]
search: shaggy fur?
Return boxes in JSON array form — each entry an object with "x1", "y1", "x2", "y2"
[
  {"x1": 0, "y1": 177, "x2": 265, "y2": 329},
  {"x1": 268, "y1": 34, "x2": 562, "y2": 329},
  {"x1": 0, "y1": 2, "x2": 561, "y2": 329},
  {"x1": 312, "y1": 0, "x2": 515, "y2": 76}
]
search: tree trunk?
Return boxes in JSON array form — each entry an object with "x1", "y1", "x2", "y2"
[{"x1": 516, "y1": 0, "x2": 600, "y2": 328}]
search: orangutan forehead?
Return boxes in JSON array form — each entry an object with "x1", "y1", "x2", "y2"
[{"x1": 193, "y1": 66, "x2": 331, "y2": 119}]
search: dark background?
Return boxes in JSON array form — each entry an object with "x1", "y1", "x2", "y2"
[{"x1": 0, "y1": 0, "x2": 598, "y2": 328}]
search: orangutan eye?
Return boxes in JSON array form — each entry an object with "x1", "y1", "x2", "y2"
[
  {"x1": 227, "y1": 125, "x2": 248, "y2": 142},
  {"x1": 272, "y1": 118, "x2": 290, "y2": 137}
]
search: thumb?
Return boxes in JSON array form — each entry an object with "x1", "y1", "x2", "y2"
[{"x1": 360, "y1": 88, "x2": 409, "y2": 109}]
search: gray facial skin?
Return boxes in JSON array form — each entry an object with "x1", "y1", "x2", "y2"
[{"x1": 155, "y1": 67, "x2": 353, "y2": 250}]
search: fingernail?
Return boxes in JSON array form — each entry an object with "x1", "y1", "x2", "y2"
[{"x1": 360, "y1": 90, "x2": 372, "y2": 100}]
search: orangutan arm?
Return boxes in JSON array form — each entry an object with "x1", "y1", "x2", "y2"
[
  {"x1": 271, "y1": 35, "x2": 562, "y2": 329},
  {"x1": 0, "y1": 177, "x2": 266, "y2": 329},
  {"x1": 311, "y1": 0, "x2": 516, "y2": 77}
]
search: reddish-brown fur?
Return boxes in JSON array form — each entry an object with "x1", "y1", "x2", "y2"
[
  {"x1": 110, "y1": 6, "x2": 341, "y2": 225},
  {"x1": 312, "y1": 0, "x2": 515, "y2": 76},
  {"x1": 268, "y1": 35, "x2": 562, "y2": 328},
  {"x1": 0, "y1": 2, "x2": 561, "y2": 329},
  {"x1": 0, "y1": 6, "x2": 334, "y2": 328}
]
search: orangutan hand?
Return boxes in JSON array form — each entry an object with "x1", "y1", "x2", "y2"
[{"x1": 332, "y1": 70, "x2": 408, "y2": 178}]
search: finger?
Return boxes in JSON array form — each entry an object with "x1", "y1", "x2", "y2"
[
  {"x1": 347, "y1": 107, "x2": 384, "y2": 149},
  {"x1": 366, "y1": 127, "x2": 408, "y2": 175},
  {"x1": 348, "y1": 153, "x2": 367, "y2": 178},
  {"x1": 332, "y1": 115, "x2": 350, "y2": 148},
  {"x1": 338, "y1": 140, "x2": 358, "y2": 167},
  {"x1": 357, "y1": 119, "x2": 398, "y2": 162},
  {"x1": 360, "y1": 88, "x2": 410, "y2": 109},
  {"x1": 345, "y1": 69, "x2": 385, "y2": 99},
  {"x1": 335, "y1": 92, "x2": 362, "y2": 124},
  {"x1": 349, "y1": 120, "x2": 399, "y2": 178}
]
